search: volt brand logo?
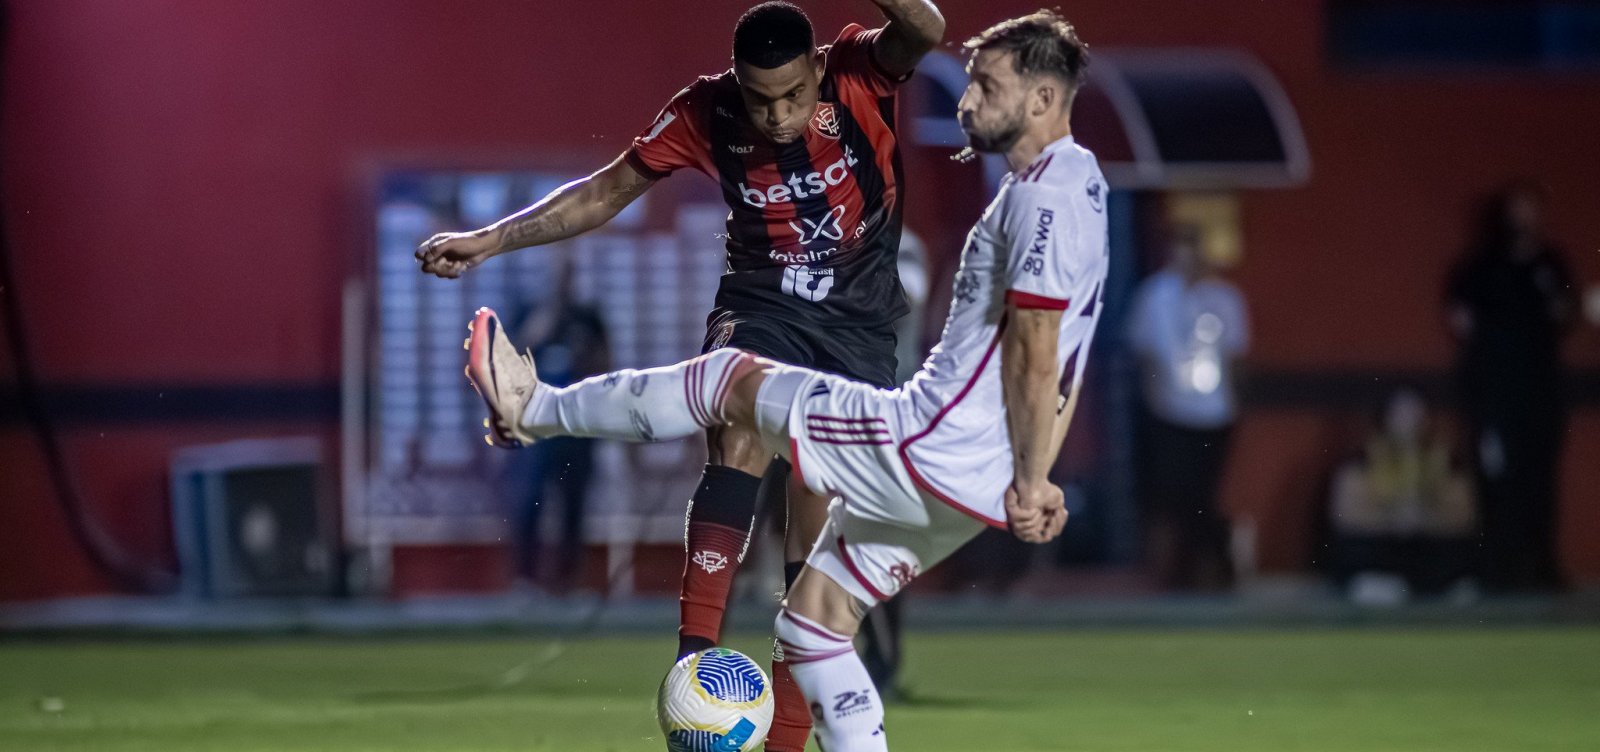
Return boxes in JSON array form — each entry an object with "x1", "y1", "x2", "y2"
[
  {"x1": 789, "y1": 205, "x2": 846, "y2": 245},
  {"x1": 727, "y1": 144, "x2": 755, "y2": 154},
  {"x1": 737, "y1": 147, "x2": 859, "y2": 207}
]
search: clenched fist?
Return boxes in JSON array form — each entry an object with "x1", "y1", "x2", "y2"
[
  {"x1": 416, "y1": 230, "x2": 499, "y2": 279},
  {"x1": 1005, "y1": 481, "x2": 1067, "y2": 544}
]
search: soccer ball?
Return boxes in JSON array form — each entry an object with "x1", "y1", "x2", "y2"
[{"x1": 656, "y1": 648, "x2": 774, "y2": 752}]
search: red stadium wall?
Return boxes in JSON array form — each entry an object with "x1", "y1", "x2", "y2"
[{"x1": 3, "y1": 0, "x2": 1598, "y2": 600}]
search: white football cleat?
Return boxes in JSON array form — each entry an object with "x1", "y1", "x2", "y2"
[{"x1": 464, "y1": 307, "x2": 541, "y2": 448}]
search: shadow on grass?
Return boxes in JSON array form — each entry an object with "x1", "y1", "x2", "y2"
[{"x1": 890, "y1": 687, "x2": 1004, "y2": 711}]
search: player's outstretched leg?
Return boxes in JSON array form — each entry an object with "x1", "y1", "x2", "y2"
[
  {"x1": 464, "y1": 307, "x2": 760, "y2": 447},
  {"x1": 773, "y1": 567, "x2": 887, "y2": 752}
]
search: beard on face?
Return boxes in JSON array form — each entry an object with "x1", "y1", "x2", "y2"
[{"x1": 960, "y1": 104, "x2": 1025, "y2": 154}]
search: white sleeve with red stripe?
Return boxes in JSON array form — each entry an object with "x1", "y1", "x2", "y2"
[{"x1": 999, "y1": 179, "x2": 1090, "y2": 310}]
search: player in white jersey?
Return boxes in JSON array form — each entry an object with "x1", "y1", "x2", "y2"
[{"x1": 463, "y1": 12, "x2": 1099, "y2": 750}]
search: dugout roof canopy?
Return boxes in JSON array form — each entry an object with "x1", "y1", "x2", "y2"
[{"x1": 910, "y1": 49, "x2": 1311, "y2": 190}]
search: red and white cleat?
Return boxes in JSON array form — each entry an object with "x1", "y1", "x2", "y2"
[{"x1": 463, "y1": 307, "x2": 542, "y2": 448}]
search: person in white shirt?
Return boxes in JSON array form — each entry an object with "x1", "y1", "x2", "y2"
[
  {"x1": 1127, "y1": 224, "x2": 1249, "y2": 590},
  {"x1": 463, "y1": 11, "x2": 1103, "y2": 750}
]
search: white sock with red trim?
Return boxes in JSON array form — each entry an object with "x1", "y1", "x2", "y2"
[
  {"x1": 773, "y1": 608, "x2": 888, "y2": 752},
  {"x1": 520, "y1": 348, "x2": 749, "y2": 442}
]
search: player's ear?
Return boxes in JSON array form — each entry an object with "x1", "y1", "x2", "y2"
[
  {"x1": 811, "y1": 49, "x2": 824, "y2": 80},
  {"x1": 1031, "y1": 80, "x2": 1057, "y2": 118}
]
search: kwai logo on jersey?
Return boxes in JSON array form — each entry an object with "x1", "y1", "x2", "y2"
[
  {"x1": 789, "y1": 205, "x2": 846, "y2": 245},
  {"x1": 782, "y1": 265, "x2": 834, "y2": 302},
  {"x1": 1022, "y1": 208, "x2": 1055, "y2": 276},
  {"x1": 811, "y1": 102, "x2": 840, "y2": 139},
  {"x1": 738, "y1": 146, "x2": 859, "y2": 207}
]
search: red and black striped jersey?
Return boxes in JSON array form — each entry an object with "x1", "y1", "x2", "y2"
[{"x1": 624, "y1": 24, "x2": 909, "y2": 330}]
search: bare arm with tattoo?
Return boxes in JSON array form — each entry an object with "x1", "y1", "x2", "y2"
[
  {"x1": 868, "y1": 0, "x2": 945, "y2": 78},
  {"x1": 416, "y1": 153, "x2": 655, "y2": 279}
]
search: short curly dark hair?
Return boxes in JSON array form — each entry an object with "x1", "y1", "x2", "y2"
[
  {"x1": 733, "y1": 1, "x2": 815, "y2": 69},
  {"x1": 964, "y1": 9, "x2": 1089, "y2": 88}
]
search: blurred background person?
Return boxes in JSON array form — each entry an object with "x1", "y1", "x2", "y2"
[
  {"x1": 509, "y1": 261, "x2": 610, "y2": 594},
  {"x1": 1129, "y1": 224, "x2": 1250, "y2": 591},
  {"x1": 1447, "y1": 184, "x2": 1577, "y2": 593},
  {"x1": 1327, "y1": 388, "x2": 1477, "y2": 604}
]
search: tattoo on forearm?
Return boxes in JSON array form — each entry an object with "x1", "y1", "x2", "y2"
[
  {"x1": 501, "y1": 212, "x2": 569, "y2": 248},
  {"x1": 605, "y1": 181, "x2": 649, "y2": 208}
]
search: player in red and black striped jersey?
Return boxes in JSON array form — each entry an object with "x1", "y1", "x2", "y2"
[
  {"x1": 417, "y1": 3, "x2": 943, "y2": 749},
  {"x1": 625, "y1": 19, "x2": 911, "y2": 338}
]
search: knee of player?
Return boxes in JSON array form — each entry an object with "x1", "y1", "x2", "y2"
[
  {"x1": 699, "y1": 347, "x2": 767, "y2": 425},
  {"x1": 773, "y1": 606, "x2": 852, "y2": 657},
  {"x1": 707, "y1": 420, "x2": 768, "y2": 471}
]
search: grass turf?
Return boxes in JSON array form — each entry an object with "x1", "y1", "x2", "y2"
[{"x1": 1, "y1": 628, "x2": 1596, "y2": 751}]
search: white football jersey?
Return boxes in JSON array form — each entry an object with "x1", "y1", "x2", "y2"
[{"x1": 900, "y1": 135, "x2": 1109, "y2": 524}]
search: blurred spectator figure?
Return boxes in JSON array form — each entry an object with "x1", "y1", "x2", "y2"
[
  {"x1": 510, "y1": 263, "x2": 609, "y2": 594},
  {"x1": 1329, "y1": 388, "x2": 1477, "y2": 604},
  {"x1": 1447, "y1": 183, "x2": 1577, "y2": 592},
  {"x1": 1129, "y1": 224, "x2": 1250, "y2": 591}
]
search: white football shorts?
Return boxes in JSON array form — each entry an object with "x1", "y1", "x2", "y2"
[{"x1": 753, "y1": 365, "x2": 992, "y2": 604}]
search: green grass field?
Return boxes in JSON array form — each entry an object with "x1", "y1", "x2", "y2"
[{"x1": 2, "y1": 628, "x2": 1597, "y2": 751}]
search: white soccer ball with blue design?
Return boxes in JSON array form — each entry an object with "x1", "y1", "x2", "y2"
[{"x1": 656, "y1": 647, "x2": 774, "y2": 752}]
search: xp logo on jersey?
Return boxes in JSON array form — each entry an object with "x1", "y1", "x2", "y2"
[
  {"x1": 789, "y1": 205, "x2": 846, "y2": 245},
  {"x1": 737, "y1": 146, "x2": 859, "y2": 207},
  {"x1": 782, "y1": 265, "x2": 834, "y2": 302},
  {"x1": 811, "y1": 102, "x2": 840, "y2": 139},
  {"x1": 1086, "y1": 176, "x2": 1105, "y2": 213}
]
